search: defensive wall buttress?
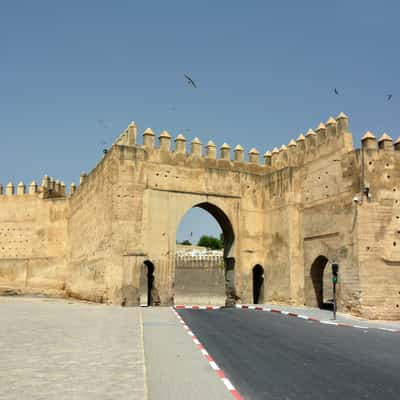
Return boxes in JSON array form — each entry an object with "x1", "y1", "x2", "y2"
[{"x1": 1, "y1": 113, "x2": 399, "y2": 320}]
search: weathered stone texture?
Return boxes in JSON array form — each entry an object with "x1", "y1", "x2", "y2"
[
  {"x1": 356, "y1": 142, "x2": 400, "y2": 319},
  {"x1": 174, "y1": 255, "x2": 225, "y2": 305},
  {"x1": 0, "y1": 195, "x2": 68, "y2": 295},
  {"x1": 1, "y1": 116, "x2": 400, "y2": 319},
  {"x1": 67, "y1": 156, "x2": 114, "y2": 303}
]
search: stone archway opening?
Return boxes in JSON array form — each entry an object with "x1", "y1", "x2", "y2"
[
  {"x1": 253, "y1": 264, "x2": 264, "y2": 304},
  {"x1": 140, "y1": 260, "x2": 160, "y2": 306},
  {"x1": 310, "y1": 256, "x2": 333, "y2": 310},
  {"x1": 174, "y1": 202, "x2": 236, "y2": 306}
]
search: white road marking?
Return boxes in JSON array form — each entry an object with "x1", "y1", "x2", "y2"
[
  {"x1": 209, "y1": 361, "x2": 219, "y2": 370},
  {"x1": 298, "y1": 315, "x2": 309, "y2": 320},
  {"x1": 320, "y1": 320, "x2": 338, "y2": 326},
  {"x1": 222, "y1": 378, "x2": 235, "y2": 391}
]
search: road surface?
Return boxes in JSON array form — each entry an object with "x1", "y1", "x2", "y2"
[{"x1": 177, "y1": 308, "x2": 400, "y2": 400}]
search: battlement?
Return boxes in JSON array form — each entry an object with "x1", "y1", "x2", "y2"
[
  {"x1": 109, "y1": 112, "x2": 358, "y2": 175},
  {"x1": 361, "y1": 131, "x2": 400, "y2": 153},
  {"x1": 23, "y1": 112, "x2": 399, "y2": 199},
  {"x1": 0, "y1": 175, "x2": 75, "y2": 199}
]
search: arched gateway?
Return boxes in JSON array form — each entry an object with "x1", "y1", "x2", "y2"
[
  {"x1": 138, "y1": 190, "x2": 240, "y2": 307},
  {"x1": 174, "y1": 203, "x2": 235, "y2": 306},
  {"x1": 3, "y1": 113, "x2": 400, "y2": 319}
]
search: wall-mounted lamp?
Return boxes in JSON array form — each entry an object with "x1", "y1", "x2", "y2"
[{"x1": 363, "y1": 185, "x2": 371, "y2": 199}]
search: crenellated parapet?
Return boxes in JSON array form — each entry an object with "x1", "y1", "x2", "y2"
[
  {"x1": 361, "y1": 131, "x2": 400, "y2": 153},
  {"x1": 38, "y1": 175, "x2": 68, "y2": 198},
  {"x1": 0, "y1": 175, "x2": 72, "y2": 199},
  {"x1": 206, "y1": 140, "x2": 217, "y2": 159},
  {"x1": 263, "y1": 112, "x2": 355, "y2": 172},
  {"x1": 113, "y1": 121, "x2": 137, "y2": 147},
  {"x1": 107, "y1": 112, "x2": 357, "y2": 177},
  {"x1": 359, "y1": 130, "x2": 400, "y2": 203},
  {"x1": 0, "y1": 181, "x2": 36, "y2": 196},
  {"x1": 263, "y1": 150, "x2": 272, "y2": 168},
  {"x1": 109, "y1": 121, "x2": 270, "y2": 174}
]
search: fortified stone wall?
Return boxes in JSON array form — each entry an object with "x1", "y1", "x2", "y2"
[
  {"x1": 262, "y1": 169, "x2": 298, "y2": 304},
  {"x1": 301, "y1": 149, "x2": 361, "y2": 314},
  {"x1": 174, "y1": 254, "x2": 225, "y2": 305},
  {"x1": 356, "y1": 132, "x2": 400, "y2": 319},
  {"x1": 1, "y1": 114, "x2": 399, "y2": 319},
  {"x1": 0, "y1": 179, "x2": 68, "y2": 295},
  {"x1": 67, "y1": 154, "x2": 115, "y2": 303},
  {"x1": 260, "y1": 113, "x2": 360, "y2": 310},
  {"x1": 101, "y1": 113, "x2": 358, "y2": 310},
  {"x1": 111, "y1": 137, "x2": 258, "y2": 306}
]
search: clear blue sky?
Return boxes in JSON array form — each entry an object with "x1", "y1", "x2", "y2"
[{"x1": 1, "y1": 1, "x2": 399, "y2": 244}]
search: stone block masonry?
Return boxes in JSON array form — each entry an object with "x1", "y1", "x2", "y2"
[{"x1": 1, "y1": 113, "x2": 399, "y2": 319}]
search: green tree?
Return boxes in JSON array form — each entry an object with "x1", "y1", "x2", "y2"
[
  {"x1": 197, "y1": 235, "x2": 223, "y2": 250},
  {"x1": 180, "y1": 240, "x2": 192, "y2": 246},
  {"x1": 219, "y1": 232, "x2": 224, "y2": 248}
]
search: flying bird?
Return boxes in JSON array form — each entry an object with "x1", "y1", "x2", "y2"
[
  {"x1": 387, "y1": 94, "x2": 393, "y2": 101},
  {"x1": 334, "y1": 88, "x2": 339, "y2": 95},
  {"x1": 100, "y1": 140, "x2": 108, "y2": 154},
  {"x1": 184, "y1": 74, "x2": 197, "y2": 88}
]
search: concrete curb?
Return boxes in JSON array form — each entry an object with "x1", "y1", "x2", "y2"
[
  {"x1": 171, "y1": 307, "x2": 244, "y2": 400},
  {"x1": 174, "y1": 305, "x2": 222, "y2": 310},
  {"x1": 236, "y1": 304, "x2": 400, "y2": 333}
]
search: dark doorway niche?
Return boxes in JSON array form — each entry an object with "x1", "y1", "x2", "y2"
[
  {"x1": 253, "y1": 264, "x2": 264, "y2": 304},
  {"x1": 310, "y1": 256, "x2": 332, "y2": 310},
  {"x1": 141, "y1": 260, "x2": 156, "y2": 306}
]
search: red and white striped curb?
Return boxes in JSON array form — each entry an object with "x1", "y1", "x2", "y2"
[
  {"x1": 174, "y1": 305, "x2": 222, "y2": 310},
  {"x1": 171, "y1": 307, "x2": 244, "y2": 400},
  {"x1": 236, "y1": 304, "x2": 400, "y2": 333}
]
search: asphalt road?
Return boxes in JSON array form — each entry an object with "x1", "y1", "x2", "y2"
[{"x1": 177, "y1": 308, "x2": 400, "y2": 400}]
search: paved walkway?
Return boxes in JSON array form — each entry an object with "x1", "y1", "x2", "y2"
[
  {"x1": 0, "y1": 296, "x2": 147, "y2": 400},
  {"x1": 142, "y1": 308, "x2": 232, "y2": 400}
]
